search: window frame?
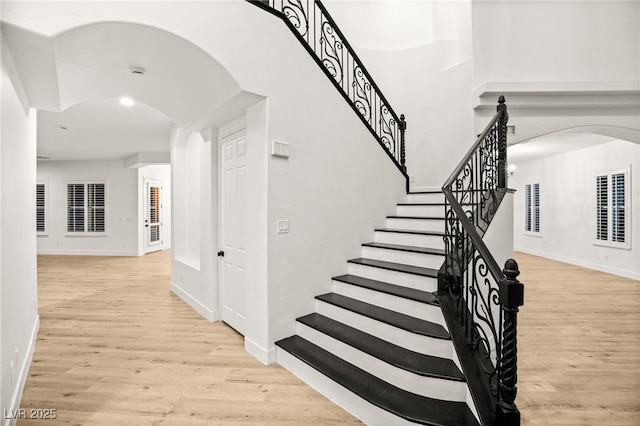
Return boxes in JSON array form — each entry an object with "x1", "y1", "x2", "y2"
[
  {"x1": 36, "y1": 181, "x2": 48, "y2": 235},
  {"x1": 524, "y1": 182, "x2": 541, "y2": 237},
  {"x1": 594, "y1": 166, "x2": 631, "y2": 249},
  {"x1": 65, "y1": 180, "x2": 108, "y2": 236}
]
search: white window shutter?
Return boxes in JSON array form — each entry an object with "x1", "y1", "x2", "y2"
[
  {"x1": 595, "y1": 168, "x2": 629, "y2": 248},
  {"x1": 611, "y1": 172, "x2": 625, "y2": 243},
  {"x1": 36, "y1": 183, "x2": 46, "y2": 232},
  {"x1": 66, "y1": 182, "x2": 107, "y2": 233}
]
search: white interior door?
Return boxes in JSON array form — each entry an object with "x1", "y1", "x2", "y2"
[
  {"x1": 220, "y1": 135, "x2": 247, "y2": 335},
  {"x1": 144, "y1": 180, "x2": 163, "y2": 254}
]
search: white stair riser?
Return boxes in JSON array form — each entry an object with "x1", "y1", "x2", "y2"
[
  {"x1": 332, "y1": 280, "x2": 445, "y2": 326},
  {"x1": 316, "y1": 300, "x2": 454, "y2": 359},
  {"x1": 361, "y1": 246, "x2": 444, "y2": 269},
  {"x1": 347, "y1": 263, "x2": 438, "y2": 293},
  {"x1": 276, "y1": 348, "x2": 418, "y2": 426},
  {"x1": 374, "y1": 231, "x2": 445, "y2": 250},
  {"x1": 406, "y1": 193, "x2": 444, "y2": 204},
  {"x1": 297, "y1": 323, "x2": 467, "y2": 402},
  {"x1": 397, "y1": 205, "x2": 445, "y2": 217},
  {"x1": 386, "y1": 218, "x2": 443, "y2": 232}
]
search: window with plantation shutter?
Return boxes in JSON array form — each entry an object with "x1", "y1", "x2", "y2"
[
  {"x1": 524, "y1": 183, "x2": 541, "y2": 235},
  {"x1": 36, "y1": 183, "x2": 46, "y2": 233},
  {"x1": 595, "y1": 168, "x2": 630, "y2": 249},
  {"x1": 88, "y1": 183, "x2": 106, "y2": 232},
  {"x1": 596, "y1": 175, "x2": 608, "y2": 241},
  {"x1": 66, "y1": 182, "x2": 107, "y2": 234}
]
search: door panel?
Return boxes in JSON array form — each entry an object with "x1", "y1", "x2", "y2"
[{"x1": 220, "y1": 136, "x2": 247, "y2": 334}]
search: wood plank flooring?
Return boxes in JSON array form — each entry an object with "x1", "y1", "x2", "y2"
[
  {"x1": 19, "y1": 251, "x2": 362, "y2": 425},
  {"x1": 18, "y1": 250, "x2": 640, "y2": 425},
  {"x1": 515, "y1": 252, "x2": 640, "y2": 426}
]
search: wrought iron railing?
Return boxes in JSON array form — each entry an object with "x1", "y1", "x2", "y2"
[
  {"x1": 247, "y1": 0, "x2": 407, "y2": 179},
  {"x1": 442, "y1": 96, "x2": 524, "y2": 426}
]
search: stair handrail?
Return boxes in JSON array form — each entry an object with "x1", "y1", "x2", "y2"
[
  {"x1": 247, "y1": 0, "x2": 408, "y2": 181},
  {"x1": 441, "y1": 96, "x2": 524, "y2": 426}
]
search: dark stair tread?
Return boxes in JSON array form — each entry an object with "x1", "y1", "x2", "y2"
[
  {"x1": 332, "y1": 274, "x2": 439, "y2": 305},
  {"x1": 348, "y1": 257, "x2": 439, "y2": 278},
  {"x1": 276, "y1": 336, "x2": 479, "y2": 426},
  {"x1": 408, "y1": 190, "x2": 442, "y2": 194},
  {"x1": 362, "y1": 242, "x2": 445, "y2": 256},
  {"x1": 316, "y1": 293, "x2": 450, "y2": 340},
  {"x1": 375, "y1": 228, "x2": 446, "y2": 236},
  {"x1": 298, "y1": 313, "x2": 465, "y2": 382}
]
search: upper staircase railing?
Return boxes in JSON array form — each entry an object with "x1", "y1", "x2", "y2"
[
  {"x1": 441, "y1": 96, "x2": 524, "y2": 426},
  {"x1": 247, "y1": 0, "x2": 408, "y2": 180}
]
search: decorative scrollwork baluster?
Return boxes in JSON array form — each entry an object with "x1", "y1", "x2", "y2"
[
  {"x1": 379, "y1": 104, "x2": 396, "y2": 154},
  {"x1": 319, "y1": 18, "x2": 343, "y2": 84},
  {"x1": 352, "y1": 65, "x2": 372, "y2": 124},
  {"x1": 283, "y1": 0, "x2": 309, "y2": 38}
]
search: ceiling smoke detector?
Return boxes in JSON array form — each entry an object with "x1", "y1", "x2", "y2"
[{"x1": 130, "y1": 66, "x2": 146, "y2": 75}]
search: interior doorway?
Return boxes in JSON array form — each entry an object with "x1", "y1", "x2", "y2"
[{"x1": 144, "y1": 179, "x2": 163, "y2": 254}]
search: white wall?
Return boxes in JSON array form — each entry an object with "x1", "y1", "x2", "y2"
[
  {"x1": 159, "y1": 2, "x2": 408, "y2": 363},
  {"x1": 170, "y1": 128, "x2": 218, "y2": 321},
  {"x1": 1, "y1": 32, "x2": 39, "y2": 426},
  {"x1": 358, "y1": 44, "x2": 474, "y2": 189},
  {"x1": 483, "y1": 192, "x2": 514, "y2": 271},
  {"x1": 329, "y1": 0, "x2": 475, "y2": 189},
  {"x1": 36, "y1": 160, "x2": 139, "y2": 256},
  {"x1": 472, "y1": 1, "x2": 639, "y2": 86},
  {"x1": 137, "y1": 164, "x2": 171, "y2": 254},
  {"x1": 471, "y1": 1, "x2": 640, "y2": 147},
  {"x1": 325, "y1": 0, "x2": 435, "y2": 51},
  {"x1": 512, "y1": 140, "x2": 640, "y2": 280}
]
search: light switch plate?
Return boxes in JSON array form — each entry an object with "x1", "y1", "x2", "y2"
[
  {"x1": 277, "y1": 220, "x2": 289, "y2": 234},
  {"x1": 272, "y1": 140, "x2": 290, "y2": 158}
]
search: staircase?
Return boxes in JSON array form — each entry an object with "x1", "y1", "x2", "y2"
[{"x1": 275, "y1": 190, "x2": 481, "y2": 426}]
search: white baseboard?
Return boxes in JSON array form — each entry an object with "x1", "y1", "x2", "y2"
[
  {"x1": 37, "y1": 249, "x2": 140, "y2": 256},
  {"x1": 170, "y1": 282, "x2": 217, "y2": 321},
  {"x1": 3, "y1": 315, "x2": 39, "y2": 426},
  {"x1": 514, "y1": 248, "x2": 640, "y2": 281},
  {"x1": 244, "y1": 337, "x2": 276, "y2": 365}
]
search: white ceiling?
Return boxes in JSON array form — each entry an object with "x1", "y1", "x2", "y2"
[
  {"x1": 2, "y1": 20, "x2": 245, "y2": 162},
  {"x1": 508, "y1": 132, "x2": 616, "y2": 165},
  {"x1": 37, "y1": 99, "x2": 172, "y2": 161}
]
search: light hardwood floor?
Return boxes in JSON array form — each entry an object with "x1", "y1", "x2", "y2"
[
  {"x1": 18, "y1": 251, "x2": 640, "y2": 425},
  {"x1": 515, "y1": 252, "x2": 640, "y2": 426},
  {"x1": 20, "y1": 251, "x2": 361, "y2": 426}
]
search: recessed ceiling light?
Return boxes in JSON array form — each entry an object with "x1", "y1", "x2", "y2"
[{"x1": 120, "y1": 97, "x2": 135, "y2": 106}]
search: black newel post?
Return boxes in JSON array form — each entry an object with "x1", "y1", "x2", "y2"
[
  {"x1": 496, "y1": 258, "x2": 524, "y2": 426},
  {"x1": 399, "y1": 114, "x2": 407, "y2": 172},
  {"x1": 497, "y1": 96, "x2": 509, "y2": 189}
]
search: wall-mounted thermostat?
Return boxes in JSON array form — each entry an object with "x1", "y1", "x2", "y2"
[{"x1": 272, "y1": 140, "x2": 290, "y2": 158}]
